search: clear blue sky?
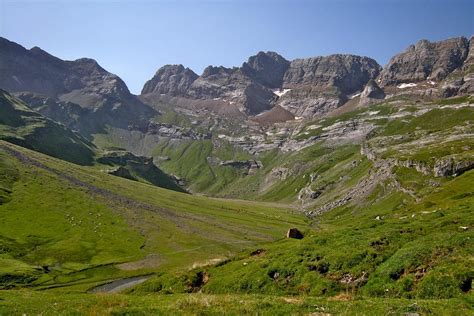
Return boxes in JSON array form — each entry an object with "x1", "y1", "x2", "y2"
[{"x1": 1, "y1": 0, "x2": 473, "y2": 94}]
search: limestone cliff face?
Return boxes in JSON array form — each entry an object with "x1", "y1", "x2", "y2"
[
  {"x1": 276, "y1": 55, "x2": 381, "y2": 117},
  {"x1": 186, "y1": 66, "x2": 276, "y2": 115},
  {"x1": 378, "y1": 37, "x2": 470, "y2": 86},
  {"x1": 283, "y1": 54, "x2": 381, "y2": 94}
]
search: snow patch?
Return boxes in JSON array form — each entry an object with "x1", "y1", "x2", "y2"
[
  {"x1": 427, "y1": 80, "x2": 436, "y2": 85},
  {"x1": 272, "y1": 89, "x2": 291, "y2": 97},
  {"x1": 397, "y1": 83, "x2": 417, "y2": 89},
  {"x1": 350, "y1": 92, "x2": 361, "y2": 99},
  {"x1": 368, "y1": 111, "x2": 379, "y2": 116}
]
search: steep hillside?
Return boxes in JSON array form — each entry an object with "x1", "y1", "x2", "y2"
[
  {"x1": 0, "y1": 37, "x2": 156, "y2": 136},
  {"x1": 0, "y1": 141, "x2": 305, "y2": 291},
  {"x1": 0, "y1": 90, "x2": 95, "y2": 165}
]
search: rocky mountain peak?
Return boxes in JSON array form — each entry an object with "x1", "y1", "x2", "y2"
[
  {"x1": 201, "y1": 65, "x2": 238, "y2": 78},
  {"x1": 141, "y1": 64, "x2": 198, "y2": 96},
  {"x1": 414, "y1": 39, "x2": 431, "y2": 50},
  {"x1": 0, "y1": 38, "x2": 156, "y2": 135},
  {"x1": 378, "y1": 36, "x2": 470, "y2": 86},
  {"x1": 241, "y1": 51, "x2": 290, "y2": 88}
]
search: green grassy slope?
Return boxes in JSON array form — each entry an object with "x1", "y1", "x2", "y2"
[
  {"x1": 0, "y1": 90, "x2": 95, "y2": 165},
  {"x1": 0, "y1": 141, "x2": 306, "y2": 291},
  {"x1": 131, "y1": 167, "x2": 474, "y2": 301}
]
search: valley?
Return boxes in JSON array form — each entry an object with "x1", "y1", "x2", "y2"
[{"x1": 0, "y1": 34, "x2": 473, "y2": 314}]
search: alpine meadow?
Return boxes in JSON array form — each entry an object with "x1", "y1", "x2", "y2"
[{"x1": 0, "y1": 0, "x2": 473, "y2": 314}]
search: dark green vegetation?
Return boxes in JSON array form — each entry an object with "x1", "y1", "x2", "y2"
[{"x1": 0, "y1": 90, "x2": 95, "y2": 165}]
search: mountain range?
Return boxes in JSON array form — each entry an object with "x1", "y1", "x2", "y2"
[{"x1": 2, "y1": 36, "x2": 473, "y2": 129}]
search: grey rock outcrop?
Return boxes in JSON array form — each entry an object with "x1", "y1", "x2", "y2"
[
  {"x1": 433, "y1": 157, "x2": 474, "y2": 177},
  {"x1": 462, "y1": 36, "x2": 474, "y2": 72},
  {"x1": 220, "y1": 159, "x2": 262, "y2": 175},
  {"x1": 277, "y1": 89, "x2": 345, "y2": 118},
  {"x1": 359, "y1": 79, "x2": 385, "y2": 105},
  {"x1": 378, "y1": 37, "x2": 470, "y2": 86},
  {"x1": 298, "y1": 187, "x2": 321, "y2": 200},
  {"x1": 141, "y1": 64, "x2": 198, "y2": 96},
  {"x1": 440, "y1": 78, "x2": 467, "y2": 98},
  {"x1": 439, "y1": 36, "x2": 474, "y2": 97}
]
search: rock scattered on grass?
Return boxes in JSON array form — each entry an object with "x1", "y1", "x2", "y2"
[{"x1": 286, "y1": 228, "x2": 304, "y2": 239}]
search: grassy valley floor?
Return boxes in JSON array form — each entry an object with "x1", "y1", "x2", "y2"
[{"x1": 0, "y1": 291, "x2": 472, "y2": 315}]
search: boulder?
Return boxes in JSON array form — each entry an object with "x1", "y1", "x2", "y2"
[{"x1": 286, "y1": 228, "x2": 304, "y2": 239}]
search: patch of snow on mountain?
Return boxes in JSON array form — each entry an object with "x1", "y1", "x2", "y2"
[
  {"x1": 272, "y1": 89, "x2": 291, "y2": 97},
  {"x1": 397, "y1": 83, "x2": 417, "y2": 89}
]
